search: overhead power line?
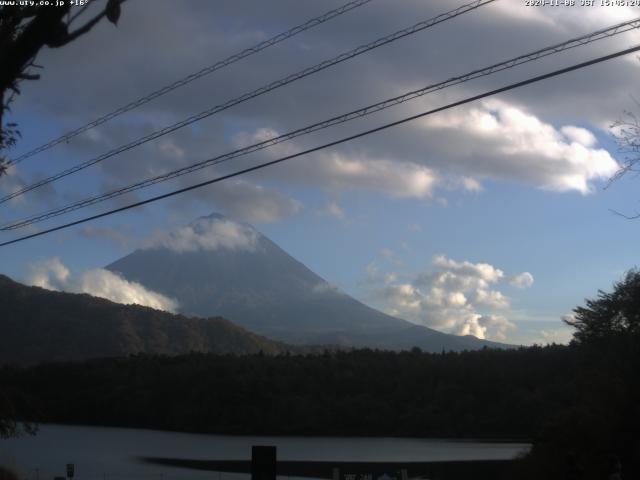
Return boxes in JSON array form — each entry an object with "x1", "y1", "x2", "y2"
[
  {"x1": 3, "y1": 17, "x2": 640, "y2": 231},
  {"x1": 0, "y1": 0, "x2": 496, "y2": 205},
  {"x1": 5, "y1": 0, "x2": 375, "y2": 167},
  {"x1": 2, "y1": 43, "x2": 639, "y2": 248}
]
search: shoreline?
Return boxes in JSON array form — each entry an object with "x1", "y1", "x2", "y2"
[
  {"x1": 37, "y1": 422, "x2": 532, "y2": 444},
  {"x1": 140, "y1": 457, "x2": 516, "y2": 480}
]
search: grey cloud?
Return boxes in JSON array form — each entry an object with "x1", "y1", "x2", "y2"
[
  {"x1": 79, "y1": 225, "x2": 133, "y2": 249},
  {"x1": 163, "y1": 177, "x2": 302, "y2": 224},
  {"x1": 7, "y1": 0, "x2": 638, "y2": 223}
]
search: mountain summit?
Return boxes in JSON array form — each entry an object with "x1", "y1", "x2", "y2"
[{"x1": 107, "y1": 214, "x2": 508, "y2": 351}]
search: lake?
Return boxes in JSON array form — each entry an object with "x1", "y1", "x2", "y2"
[{"x1": 0, "y1": 425, "x2": 530, "y2": 480}]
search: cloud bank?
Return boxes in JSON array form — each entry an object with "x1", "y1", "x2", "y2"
[
  {"x1": 26, "y1": 257, "x2": 178, "y2": 312},
  {"x1": 418, "y1": 99, "x2": 619, "y2": 194},
  {"x1": 368, "y1": 255, "x2": 534, "y2": 341},
  {"x1": 145, "y1": 216, "x2": 259, "y2": 253},
  {"x1": 7, "y1": 0, "x2": 632, "y2": 223}
]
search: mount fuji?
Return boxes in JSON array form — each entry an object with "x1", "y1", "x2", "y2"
[{"x1": 106, "y1": 213, "x2": 509, "y2": 351}]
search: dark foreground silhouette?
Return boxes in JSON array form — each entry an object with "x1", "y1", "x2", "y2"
[
  {"x1": 2, "y1": 337, "x2": 639, "y2": 479},
  {"x1": 4, "y1": 270, "x2": 640, "y2": 479}
]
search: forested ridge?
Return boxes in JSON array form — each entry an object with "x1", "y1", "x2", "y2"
[
  {"x1": 0, "y1": 274, "x2": 303, "y2": 362},
  {"x1": 0, "y1": 346, "x2": 572, "y2": 438}
]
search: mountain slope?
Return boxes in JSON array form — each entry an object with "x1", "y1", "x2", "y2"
[
  {"x1": 0, "y1": 274, "x2": 295, "y2": 364},
  {"x1": 107, "y1": 214, "x2": 509, "y2": 352}
]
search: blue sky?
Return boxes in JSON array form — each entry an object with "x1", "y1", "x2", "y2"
[{"x1": 2, "y1": 0, "x2": 640, "y2": 344}]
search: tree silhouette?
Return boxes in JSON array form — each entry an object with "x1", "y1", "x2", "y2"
[
  {"x1": 609, "y1": 100, "x2": 640, "y2": 218},
  {"x1": 0, "y1": 386, "x2": 37, "y2": 439},
  {"x1": 564, "y1": 269, "x2": 640, "y2": 343},
  {"x1": 0, "y1": 0, "x2": 125, "y2": 175},
  {"x1": 0, "y1": 0, "x2": 125, "y2": 437}
]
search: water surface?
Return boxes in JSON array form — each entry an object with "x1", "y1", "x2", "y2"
[{"x1": 0, "y1": 425, "x2": 529, "y2": 480}]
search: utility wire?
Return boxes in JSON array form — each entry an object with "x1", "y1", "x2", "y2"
[
  {"x1": 2, "y1": 43, "x2": 638, "y2": 248},
  {"x1": 5, "y1": 0, "x2": 374, "y2": 167},
  {"x1": 0, "y1": 0, "x2": 496, "y2": 205},
  {"x1": 3, "y1": 17, "x2": 640, "y2": 231}
]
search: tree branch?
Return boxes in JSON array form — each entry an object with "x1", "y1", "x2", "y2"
[
  {"x1": 61, "y1": 8, "x2": 108, "y2": 45},
  {"x1": 62, "y1": 0, "x2": 127, "y2": 45},
  {"x1": 609, "y1": 208, "x2": 640, "y2": 220},
  {"x1": 68, "y1": 3, "x2": 93, "y2": 25}
]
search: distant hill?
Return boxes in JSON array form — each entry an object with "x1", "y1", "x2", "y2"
[
  {"x1": 0, "y1": 274, "x2": 295, "y2": 364},
  {"x1": 107, "y1": 213, "x2": 510, "y2": 352}
]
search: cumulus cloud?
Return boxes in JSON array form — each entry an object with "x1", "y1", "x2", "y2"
[
  {"x1": 27, "y1": 257, "x2": 70, "y2": 290},
  {"x1": 317, "y1": 201, "x2": 347, "y2": 221},
  {"x1": 26, "y1": 257, "x2": 178, "y2": 312},
  {"x1": 538, "y1": 327, "x2": 574, "y2": 345},
  {"x1": 368, "y1": 255, "x2": 534, "y2": 341},
  {"x1": 146, "y1": 216, "x2": 259, "y2": 253},
  {"x1": 318, "y1": 153, "x2": 439, "y2": 198},
  {"x1": 509, "y1": 272, "x2": 535, "y2": 288},
  {"x1": 420, "y1": 100, "x2": 619, "y2": 194}
]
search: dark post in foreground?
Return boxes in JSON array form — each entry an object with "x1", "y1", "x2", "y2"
[{"x1": 252, "y1": 446, "x2": 276, "y2": 480}]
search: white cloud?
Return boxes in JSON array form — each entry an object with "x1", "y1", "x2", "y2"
[
  {"x1": 369, "y1": 255, "x2": 529, "y2": 341},
  {"x1": 318, "y1": 201, "x2": 347, "y2": 220},
  {"x1": 9, "y1": 1, "x2": 632, "y2": 229},
  {"x1": 490, "y1": 1, "x2": 557, "y2": 27},
  {"x1": 427, "y1": 255, "x2": 505, "y2": 289},
  {"x1": 561, "y1": 126, "x2": 597, "y2": 148},
  {"x1": 509, "y1": 272, "x2": 535, "y2": 288},
  {"x1": 27, "y1": 257, "x2": 70, "y2": 290},
  {"x1": 420, "y1": 99, "x2": 619, "y2": 194},
  {"x1": 26, "y1": 257, "x2": 178, "y2": 312},
  {"x1": 319, "y1": 153, "x2": 439, "y2": 198},
  {"x1": 538, "y1": 327, "x2": 574, "y2": 345},
  {"x1": 459, "y1": 177, "x2": 484, "y2": 193},
  {"x1": 233, "y1": 126, "x2": 442, "y2": 199},
  {"x1": 146, "y1": 216, "x2": 258, "y2": 253},
  {"x1": 11, "y1": 1, "x2": 636, "y2": 211},
  {"x1": 473, "y1": 289, "x2": 510, "y2": 309}
]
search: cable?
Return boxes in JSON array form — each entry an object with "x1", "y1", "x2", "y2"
[
  {"x1": 3, "y1": 16, "x2": 639, "y2": 231},
  {"x1": 5, "y1": 0, "x2": 374, "y2": 167},
  {"x1": 2, "y1": 43, "x2": 638, "y2": 248},
  {"x1": 0, "y1": 0, "x2": 496, "y2": 205}
]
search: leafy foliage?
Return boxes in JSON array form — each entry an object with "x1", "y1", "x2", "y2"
[
  {"x1": 0, "y1": 1, "x2": 125, "y2": 175},
  {"x1": 565, "y1": 269, "x2": 640, "y2": 343},
  {"x1": 0, "y1": 387, "x2": 37, "y2": 439}
]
